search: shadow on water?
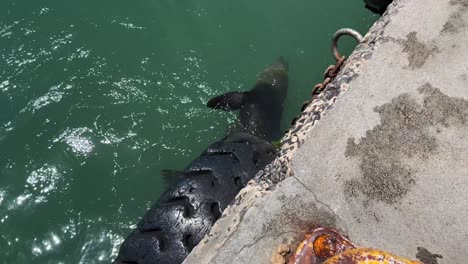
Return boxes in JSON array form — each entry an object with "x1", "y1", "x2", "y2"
[{"x1": 0, "y1": 0, "x2": 376, "y2": 262}]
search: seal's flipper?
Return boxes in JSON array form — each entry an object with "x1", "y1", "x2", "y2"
[{"x1": 206, "y1": 91, "x2": 248, "y2": 111}]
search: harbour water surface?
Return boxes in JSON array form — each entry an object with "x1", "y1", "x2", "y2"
[{"x1": 0, "y1": 1, "x2": 376, "y2": 262}]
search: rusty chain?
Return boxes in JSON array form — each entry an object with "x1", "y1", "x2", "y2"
[
  {"x1": 291, "y1": 28, "x2": 363, "y2": 126},
  {"x1": 310, "y1": 56, "x2": 346, "y2": 100}
]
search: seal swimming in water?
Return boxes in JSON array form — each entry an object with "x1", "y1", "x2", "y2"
[
  {"x1": 114, "y1": 57, "x2": 288, "y2": 264},
  {"x1": 207, "y1": 56, "x2": 288, "y2": 141}
]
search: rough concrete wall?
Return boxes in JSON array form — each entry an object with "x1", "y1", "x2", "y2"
[
  {"x1": 292, "y1": 0, "x2": 468, "y2": 262},
  {"x1": 185, "y1": 0, "x2": 468, "y2": 263}
]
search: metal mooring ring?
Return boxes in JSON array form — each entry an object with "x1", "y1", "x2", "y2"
[{"x1": 332, "y1": 28, "x2": 364, "y2": 62}]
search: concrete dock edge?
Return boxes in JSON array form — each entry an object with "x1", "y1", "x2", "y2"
[{"x1": 185, "y1": 0, "x2": 468, "y2": 263}]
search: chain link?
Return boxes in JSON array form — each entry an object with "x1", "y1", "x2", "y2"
[{"x1": 290, "y1": 28, "x2": 363, "y2": 126}]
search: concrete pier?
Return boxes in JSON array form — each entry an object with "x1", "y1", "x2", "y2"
[{"x1": 185, "y1": 0, "x2": 468, "y2": 263}]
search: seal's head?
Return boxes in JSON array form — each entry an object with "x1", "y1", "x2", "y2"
[{"x1": 207, "y1": 57, "x2": 289, "y2": 141}]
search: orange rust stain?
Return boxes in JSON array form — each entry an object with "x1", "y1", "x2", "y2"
[
  {"x1": 324, "y1": 248, "x2": 422, "y2": 264},
  {"x1": 287, "y1": 228, "x2": 422, "y2": 264},
  {"x1": 288, "y1": 228, "x2": 356, "y2": 264},
  {"x1": 288, "y1": 239, "x2": 312, "y2": 264},
  {"x1": 313, "y1": 235, "x2": 334, "y2": 259}
]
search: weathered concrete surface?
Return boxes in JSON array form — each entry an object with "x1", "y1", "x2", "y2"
[{"x1": 185, "y1": 0, "x2": 468, "y2": 263}]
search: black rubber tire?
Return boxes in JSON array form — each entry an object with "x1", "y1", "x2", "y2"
[
  {"x1": 114, "y1": 133, "x2": 276, "y2": 264},
  {"x1": 364, "y1": 0, "x2": 393, "y2": 15}
]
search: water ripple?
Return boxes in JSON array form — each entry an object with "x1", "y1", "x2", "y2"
[
  {"x1": 1, "y1": 164, "x2": 66, "y2": 215},
  {"x1": 53, "y1": 127, "x2": 95, "y2": 157},
  {"x1": 21, "y1": 91, "x2": 64, "y2": 114},
  {"x1": 108, "y1": 78, "x2": 150, "y2": 104}
]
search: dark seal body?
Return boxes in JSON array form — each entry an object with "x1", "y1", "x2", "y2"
[
  {"x1": 115, "y1": 58, "x2": 288, "y2": 264},
  {"x1": 207, "y1": 57, "x2": 288, "y2": 141}
]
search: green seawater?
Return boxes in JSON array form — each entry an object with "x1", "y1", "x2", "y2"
[{"x1": 0, "y1": 1, "x2": 376, "y2": 262}]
